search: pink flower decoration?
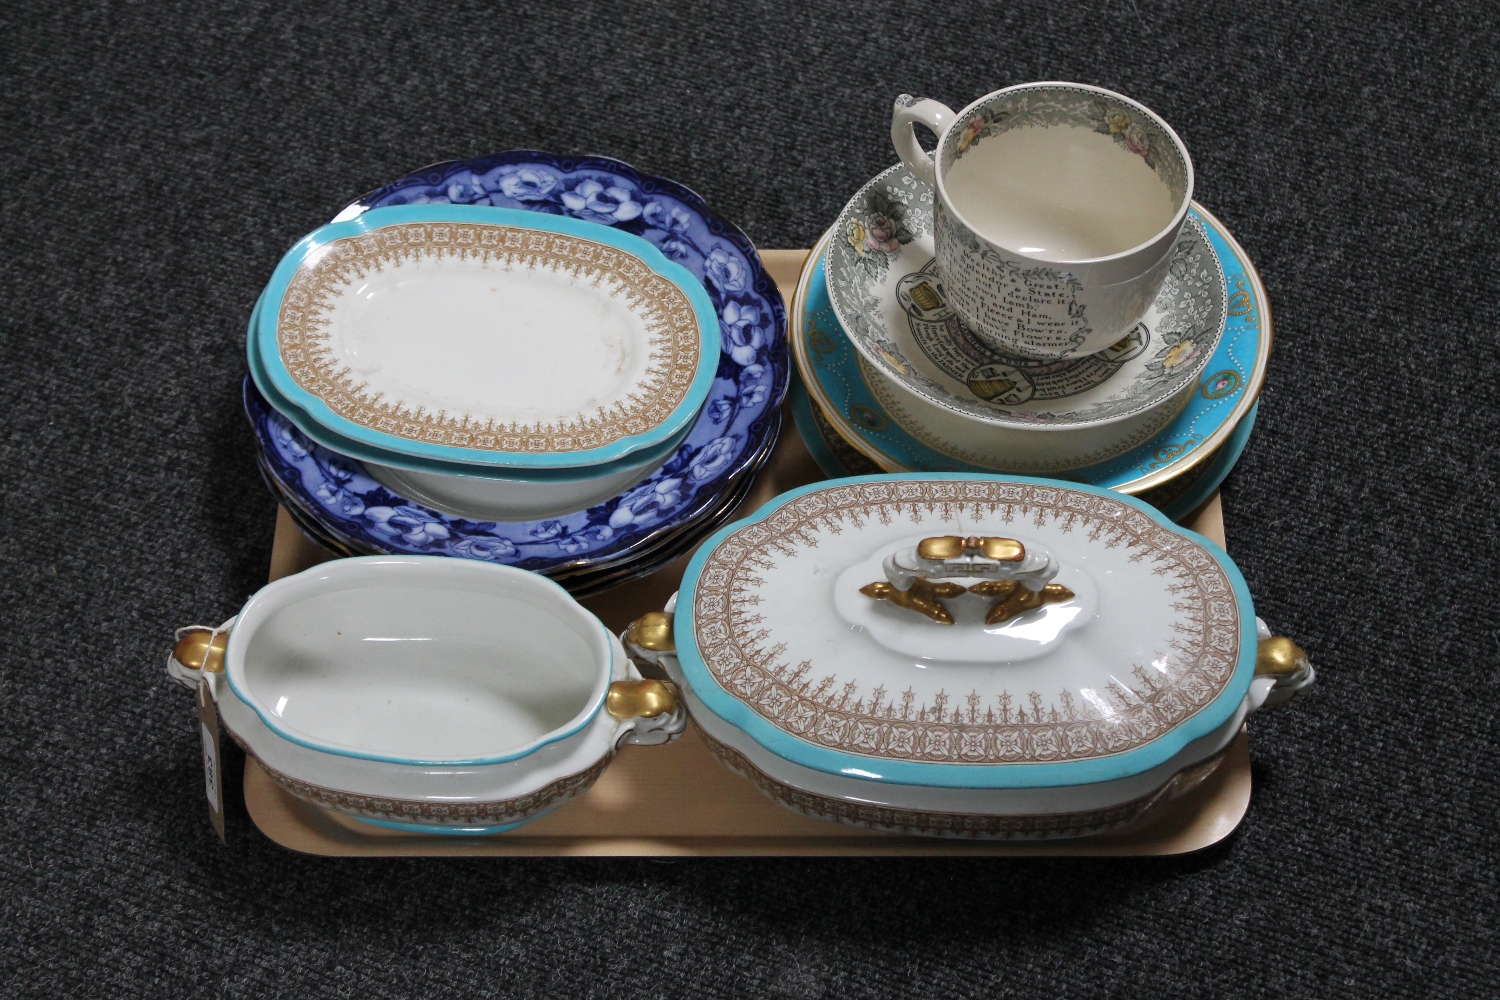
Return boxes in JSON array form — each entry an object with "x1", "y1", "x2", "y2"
[
  {"x1": 1124, "y1": 124, "x2": 1150, "y2": 157},
  {"x1": 958, "y1": 117, "x2": 987, "y2": 151},
  {"x1": 865, "y1": 215, "x2": 901, "y2": 253}
]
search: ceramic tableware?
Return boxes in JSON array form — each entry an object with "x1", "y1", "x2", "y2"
[
  {"x1": 890, "y1": 84, "x2": 1194, "y2": 359},
  {"x1": 626, "y1": 475, "x2": 1312, "y2": 840},
  {"x1": 246, "y1": 151, "x2": 788, "y2": 575},
  {"x1": 802, "y1": 200, "x2": 1269, "y2": 494},
  {"x1": 789, "y1": 372, "x2": 1259, "y2": 524},
  {"x1": 171, "y1": 556, "x2": 685, "y2": 834},
  {"x1": 825, "y1": 162, "x2": 1225, "y2": 470},
  {"x1": 788, "y1": 373, "x2": 885, "y2": 478},
  {"x1": 334, "y1": 152, "x2": 789, "y2": 519},
  {"x1": 247, "y1": 291, "x2": 694, "y2": 520},
  {"x1": 339, "y1": 153, "x2": 790, "y2": 454},
  {"x1": 255, "y1": 204, "x2": 722, "y2": 473},
  {"x1": 247, "y1": 379, "x2": 778, "y2": 593}
]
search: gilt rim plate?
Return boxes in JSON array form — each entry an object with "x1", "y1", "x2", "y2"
[
  {"x1": 256, "y1": 204, "x2": 722, "y2": 470},
  {"x1": 789, "y1": 372, "x2": 1260, "y2": 524}
]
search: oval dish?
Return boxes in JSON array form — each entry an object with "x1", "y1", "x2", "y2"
[
  {"x1": 256, "y1": 204, "x2": 721, "y2": 471},
  {"x1": 247, "y1": 291, "x2": 693, "y2": 520}
]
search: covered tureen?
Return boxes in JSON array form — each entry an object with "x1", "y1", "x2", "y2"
[{"x1": 626, "y1": 474, "x2": 1312, "y2": 839}]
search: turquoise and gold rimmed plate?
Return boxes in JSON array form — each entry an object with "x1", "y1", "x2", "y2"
[
  {"x1": 792, "y1": 202, "x2": 1269, "y2": 494},
  {"x1": 789, "y1": 373, "x2": 1255, "y2": 523},
  {"x1": 244, "y1": 150, "x2": 789, "y2": 591},
  {"x1": 256, "y1": 204, "x2": 722, "y2": 472}
]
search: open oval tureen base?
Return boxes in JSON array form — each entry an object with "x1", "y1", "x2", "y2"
[{"x1": 187, "y1": 556, "x2": 685, "y2": 835}]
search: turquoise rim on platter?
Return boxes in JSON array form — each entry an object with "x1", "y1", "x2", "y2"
[
  {"x1": 794, "y1": 203, "x2": 1269, "y2": 495},
  {"x1": 672, "y1": 473, "x2": 1259, "y2": 789},
  {"x1": 256, "y1": 204, "x2": 722, "y2": 470}
]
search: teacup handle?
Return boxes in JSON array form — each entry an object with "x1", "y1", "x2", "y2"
[{"x1": 891, "y1": 94, "x2": 956, "y2": 189}]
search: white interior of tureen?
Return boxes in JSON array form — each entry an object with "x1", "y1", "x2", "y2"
[{"x1": 229, "y1": 558, "x2": 610, "y2": 763}]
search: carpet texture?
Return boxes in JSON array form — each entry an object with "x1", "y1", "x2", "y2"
[{"x1": 2, "y1": 1, "x2": 1496, "y2": 997}]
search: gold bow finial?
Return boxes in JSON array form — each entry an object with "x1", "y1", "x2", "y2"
[
  {"x1": 863, "y1": 535, "x2": 1073, "y2": 625},
  {"x1": 915, "y1": 535, "x2": 1025, "y2": 562}
]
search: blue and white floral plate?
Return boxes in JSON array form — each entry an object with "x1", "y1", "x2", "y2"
[
  {"x1": 793, "y1": 202, "x2": 1269, "y2": 495},
  {"x1": 249, "y1": 378, "x2": 775, "y2": 588},
  {"x1": 246, "y1": 151, "x2": 787, "y2": 584}
]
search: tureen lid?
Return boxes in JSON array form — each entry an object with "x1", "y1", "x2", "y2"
[
  {"x1": 256, "y1": 204, "x2": 721, "y2": 470},
  {"x1": 674, "y1": 475, "x2": 1257, "y2": 788}
]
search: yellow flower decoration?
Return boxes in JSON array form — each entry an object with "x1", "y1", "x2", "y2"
[
  {"x1": 957, "y1": 118, "x2": 986, "y2": 154},
  {"x1": 1105, "y1": 108, "x2": 1132, "y2": 134},
  {"x1": 846, "y1": 218, "x2": 867, "y2": 253},
  {"x1": 1163, "y1": 340, "x2": 1196, "y2": 369}
]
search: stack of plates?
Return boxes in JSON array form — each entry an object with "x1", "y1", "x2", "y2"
[
  {"x1": 246, "y1": 151, "x2": 788, "y2": 596},
  {"x1": 790, "y1": 164, "x2": 1267, "y2": 521}
]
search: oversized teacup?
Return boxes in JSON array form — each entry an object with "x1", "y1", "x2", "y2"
[{"x1": 891, "y1": 83, "x2": 1194, "y2": 359}]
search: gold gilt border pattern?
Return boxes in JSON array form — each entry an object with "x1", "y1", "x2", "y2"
[
  {"x1": 700, "y1": 725, "x2": 1227, "y2": 840},
  {"x1": 275, "y1": 223, "x2": 702, "y2": 454},
  {"x1": 692, "y1": 480, "x2": 1241, "y2": 765},
  {"x1": 228, "y1": 727, "x2": 613, "y2": 827}
]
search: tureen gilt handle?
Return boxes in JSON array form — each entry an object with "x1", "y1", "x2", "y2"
[
  {"x1": 624, "y1": 611, "x2": 675, "y2": 655},
  {"x1": 166, "y1": 619, "x2": 236, "y2": 689},
  {"x1": 1251, "y1": 618, "x2": 1315, "y2": 707},
  {"x1": 606, "y1": 676, "x2": 686, "y2": 746},
  {"x1": 606, "y1": 679, "x2": 679, "y2": 721},
  {"x1": 861, "y1": 536, "x2": 1074, "y2": 625},
  {"x1": 611, "y1": 616, "x2": 687, "y2": 745}
]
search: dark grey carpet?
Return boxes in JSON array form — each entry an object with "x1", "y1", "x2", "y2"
[{"x1": 2, "y1": 1, "x2": 1496, "y2": 996}]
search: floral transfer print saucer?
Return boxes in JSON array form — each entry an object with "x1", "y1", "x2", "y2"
[
  {"x1": 825, "y1": 163, "x2": 1226, "y2": 427},
  {"x1": 795, "y1": 202, "x2": 1269, "y2": 495}
]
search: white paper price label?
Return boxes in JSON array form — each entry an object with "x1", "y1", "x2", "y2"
[{"x1": 196, "y1": 677, "x2": 226, "y2": 843}]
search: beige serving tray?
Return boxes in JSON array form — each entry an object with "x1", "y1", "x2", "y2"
[{"x1": 242, "y1": 249, "x2": 1251, "y2": 857}]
